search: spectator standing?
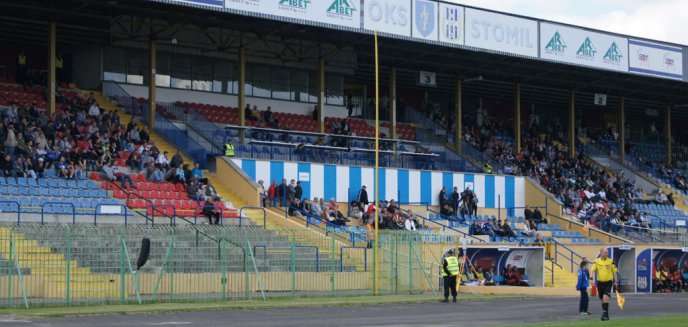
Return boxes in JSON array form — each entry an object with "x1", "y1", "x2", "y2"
[
  {"x1": 357, "y1": 185, "x2": 369, "y2": 208},
  {"x1": 294, "y1": 181, "x2": 303, "y2": 201},
  {"x1": 170, "y1": 149, "x2": 183, "y2": 168},
  {"x1": 451, "y1": 186, "x2": 460, "y2": 218},
  {"x1": 439, "y1": 186, "x2": 448, "y2": 207}
]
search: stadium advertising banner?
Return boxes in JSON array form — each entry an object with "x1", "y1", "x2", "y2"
[
  {"x1": 411, "y1": 0, "x2": 438, "y2": 42},
  {"x1": 173, "y1": 0, "x2": 224, "y2": 6},
  {"x1": 224, "y1": 0, "x2": 361, "y2": 29},
  {"x1": 464, "y1": 8, "x2": 538, "y2": 58},
  {"x1": 438, "y1": 2, "x2": 464, "y2": 45},
  {"x1": 628, "y1": 39, "x2": 684, "y2": 80},
  {"x1": 540, "y1": 23, "x2": 629, "y2": 72},
  {"x1": 364, "y1": 0, "x2": 412, "y2": 37}
]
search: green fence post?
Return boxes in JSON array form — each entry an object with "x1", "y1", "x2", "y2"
[
  {"x1": 120, "y1": 232, "x2": 126, "y2": 305},
  {"x1": 7, "y1": 229, "x2": 13, "y2": 307},
  {"x1": 221, "y1": 243, "x2": 227, "y2": 301},
  {"x1": 170, "y1": 231, "x2": 175, "y2": 303},
  {"x1": 244, "y1": 243, "x2": 249, "y2": 301},
  {"x1": 408, "y1": 236, "x2": 413, "y2": 294},
  {"x1": 66, "y1": 225, "x2": 71, "y2": 306},
  {"x1": 291, "y1": 232, "x2": 296, "y2": 298},
  {"x1": 330, "y1": 234, "x2": 335, "y2": 297}
]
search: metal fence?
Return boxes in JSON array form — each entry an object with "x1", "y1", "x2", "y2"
[{"x1": 0, "y1": 224, "x2": 443, "y2": 308}]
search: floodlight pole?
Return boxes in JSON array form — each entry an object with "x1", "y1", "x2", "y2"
[{"x1": 373, "y1": 30, "x2": 380, "y2": 297}]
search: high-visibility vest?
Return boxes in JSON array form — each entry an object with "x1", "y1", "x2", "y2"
[
  {"x1": 224, "y1": 143, "x2": 235, "y2": 157},
  {"x1": 17, "y1": 54, "x2": 26, "y2": 65},
  {"x1": 56, "y1": 57, "x2": 64, "y2": 69},
  {"x1": 442, "y1": 256, "x2": 460, "y2": 277},
  {"x1": 483, "y1": 164, "x2": 493, "y2": 174}
]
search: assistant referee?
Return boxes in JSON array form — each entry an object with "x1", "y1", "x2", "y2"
[{"x1": 591, "y1": 248, "x2": 618, "y2": 321}]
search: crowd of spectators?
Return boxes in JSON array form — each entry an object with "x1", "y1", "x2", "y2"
[
  {"x1": 462, "y1": 118, "x2": 658, "y2": 235},
  {"x1": 1, "y1": 85, "x2": 227, "y2": 224}
]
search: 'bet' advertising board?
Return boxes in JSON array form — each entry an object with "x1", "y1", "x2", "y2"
[
  {"x1": 464, "y1": 8, "x2": 538, "y2": 58},
  {"x1": 225, "y1": 0, "x2": 361, "y2": 29},
  {"x1": 540, "y1": 22, "x2": 628, "y2": 72},
  {"x1": 628, "y1": 39, "x2": 684, "y2": 80}
]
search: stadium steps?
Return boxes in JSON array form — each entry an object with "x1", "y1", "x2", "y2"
[
  {"x1": 0, "y1": 227, "x2": 119, "y2": 299},
  {"x1": 544, "y1": 259, "x2": 578, "y2": 288}
]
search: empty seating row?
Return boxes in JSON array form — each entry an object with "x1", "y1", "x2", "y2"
[
  {"x1": 571, "y1": 238, "x2": 602, "y2": 244},
  {"x1": 0, "y1": 197, "x2": 119, "y2": 212},
  {"x1": 551, "y1": 230, "x2": 583, "y2": 238},
  {"x1": 0, "y1": 186, "x2": 107, "y2": 198},
  {"x1": 0, "y1": 177, "x2": 96, "y2": 189}
]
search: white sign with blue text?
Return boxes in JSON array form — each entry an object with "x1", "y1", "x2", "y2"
[
  {"x1": 225, "y1": 0, "x2": 361, "y2": 29},
  {"x1": 540, "y1": 22, "x2": 628, "y2": 72},
  {"x1": 464, "y1": 8, "x2": 538, "y2": 57},
  {"x1": 364, "y1": 0, "x2": 412, "y2": 37}
]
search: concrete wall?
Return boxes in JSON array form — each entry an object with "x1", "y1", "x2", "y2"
[
  {"x1": 216, "y1": 157, "x2": 261, "y2": 207},
  {"x1": 232, "y1": 158, "x2": 526, "y2": 211}
]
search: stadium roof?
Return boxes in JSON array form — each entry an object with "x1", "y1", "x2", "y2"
[{"x1": 1, "y1": 0, "x2": 687, "y2": 118}]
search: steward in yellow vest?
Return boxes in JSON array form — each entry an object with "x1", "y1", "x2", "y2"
[{"x1": 442, "y1": 249, "x2": 460, "y2": 303}]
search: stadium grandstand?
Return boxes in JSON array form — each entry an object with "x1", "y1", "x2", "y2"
[{"x1": 0, "y1": 0, "x2": 687, "y2": 314}]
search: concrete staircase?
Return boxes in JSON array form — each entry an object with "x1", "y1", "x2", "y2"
[
  {"x1": 0, "y1": 227, "x2": 119, "y2": 299},
  {"x1": 544, "y1": 259, "x2": 578, "y2": 288}
]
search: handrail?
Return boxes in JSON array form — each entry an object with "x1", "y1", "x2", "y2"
[
  {"x1": 340, "y1": 246, "x2": 367, "y2": 272},
  {"x1": 41, "y1": 202, "x2": 75, "y2": 225},
  {"x1": 422, "y1": 209, "x2": 486, "y2": 243},
  {"x1": 108, "y1": 180, "x2": 155, "y2": 224},
  {"x1": 0, "y1": 201, "x2": 21, "y2": 224},
  {"x1": 265, "y1": 199, "x2": 359, "y2": 245},
  {"x1": 93, "y1": 204, "x2": 129, "y2": 226},
  {"x1": 546, "y1": 212, "x2": 630, "y2": 244},
  {"x1": 147, "y1": 204, "x2": 177, "y2": 225},
  {"x1": 550, "y1": 238, "x2": 585, "y2": 273},
  {"x1": 239, "y1": 206, "x2": 266, "y2": 228}
]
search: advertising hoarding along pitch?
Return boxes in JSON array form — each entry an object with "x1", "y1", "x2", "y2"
[
  {"x1": 364, "y1": 0, "x2": 412, "y2": 37},
  {"x1": 225, "y1": 0, "x2": 361, "y2": 29},
  {"x1": 412, "y1": 0, "x2": 438, "y2": 42},
  {"x1": 539, "y1": 22, "x2": 628, "y2": 72},
  {"x1": 628, "y1": 39, "x2": 684, "y2": 80},
  {"x1": 438, "y1": 2, "x2": 464, "y2": 45},
  {"x1": 464, "y1": 8, "x2": 538, "y2": 58}
]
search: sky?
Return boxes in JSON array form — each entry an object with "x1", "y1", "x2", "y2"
[{"x1": 448, "y1": 0, "x2": 688, "y2": 46}]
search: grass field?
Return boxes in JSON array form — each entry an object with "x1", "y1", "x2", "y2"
[
  {"x1": 517, "y1": 315, "x2": 688, "y2": 327},
  {"x1": 0, "y1": 294, "x2": 530, "y2": 318}
]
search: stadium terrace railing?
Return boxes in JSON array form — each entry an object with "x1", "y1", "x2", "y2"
[
  {"x1": 0, "y1": 225, "x2": 444, "y2": 308},
  {"x1": 102, "y1": 82, "x2": 209, "y2": 168}
]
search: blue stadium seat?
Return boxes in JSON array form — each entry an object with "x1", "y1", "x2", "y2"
[
  {"x1": 48, "y1": 179, "x2": 58, "y2": 188},
  {"x1": 27, "y1": 178, "x2": 38, "y2": 187},
  {"x1": 0, "y1": 177, "x2": 5, "y2": 185}
]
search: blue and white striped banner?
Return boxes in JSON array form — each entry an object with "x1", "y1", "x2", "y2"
[{"x1": 232, "y1": 159, "x2": 525, "y2": 210}]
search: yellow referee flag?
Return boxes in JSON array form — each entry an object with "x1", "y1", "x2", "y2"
[{"x1": 615, "y1": 290, "x2": 625, "y2": 310}]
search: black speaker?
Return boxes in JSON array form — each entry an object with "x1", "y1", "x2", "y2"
[{"x1": 136, "y1": 238, "x2": 151, "y2": 270}]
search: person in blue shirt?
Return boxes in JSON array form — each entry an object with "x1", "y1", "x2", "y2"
[{"x1": 576, "y1": 260, "x2": 591, "y2": 315}]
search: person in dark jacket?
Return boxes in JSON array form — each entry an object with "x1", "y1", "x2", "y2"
[
  {"x1": 357, "y1": 186, "x2": 369, "y2": 208},
  {"x1": 576, "y1": 260, "x2": 591, "y2": 315},
  {"x1": 451, "y1": 186, "x2": 460, "y2": 218},
  {"x1": 294, "y1": 181, "x2": 303, "y2": 200},
  {"x1": 201, "y1": 197, "x2": 221, "y2": 225},
  {"x1": 278, "y1": 179, "x2": 288, "y2": 207},
  {"x1": 439, "y1": 186, "x2": 448, "y2": 207}
]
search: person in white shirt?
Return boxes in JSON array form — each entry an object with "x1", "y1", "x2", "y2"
[
  {"x1": 404, "y1": 216, "x2": 416, "y2": 231},
  {"x1": 88, "y1": 103, "x2": 100, "y2": 117},
  {"x1": 156, "y1": 151, "x2": 170, "y2": 169}
]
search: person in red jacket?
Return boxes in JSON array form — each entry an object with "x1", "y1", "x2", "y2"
[{"x1": 267, "y1": 181, "x2": 277, "y2": 207}]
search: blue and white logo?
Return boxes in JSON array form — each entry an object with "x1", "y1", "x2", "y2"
[{"x1": 414, "y1": 0, "x2": 436, "y2": 38}]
